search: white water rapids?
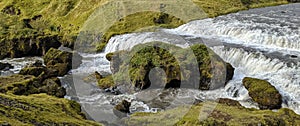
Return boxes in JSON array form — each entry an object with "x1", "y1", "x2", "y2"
[{"x1": 63, "y1": 4, "x2": 300, "y2": 124}]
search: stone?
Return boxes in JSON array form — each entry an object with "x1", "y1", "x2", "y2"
[
  {"x1": 113, "y1": 100, "x2": 131, "y2": 118},
  {"x1": 243, "y1": 77, "x2": 282, "y2": 110}
]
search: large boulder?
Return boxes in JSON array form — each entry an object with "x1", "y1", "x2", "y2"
[
  {"x1": 100, "y1": 42, "x2": 234, "y2": 92},
  {"x1": 242, "y1": 77, "x2": 282, "y2": 110},
  {"x1": 43, "y1": 48, "x2": 82, "y2": 76}
]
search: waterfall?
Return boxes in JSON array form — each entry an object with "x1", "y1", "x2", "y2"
[
  {"x1": 211, "y1": 46, "x2": 300, "y2": 114},
  {"x1": 64, "y1": 3, "x2": 300, "y2": 124}
]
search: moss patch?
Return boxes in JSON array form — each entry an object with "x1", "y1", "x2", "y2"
[{"x1": 243, "y1": 77, "x2": 282, "y2": 110}]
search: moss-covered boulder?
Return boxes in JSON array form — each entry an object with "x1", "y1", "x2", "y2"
[
  {"x1": 43, "y1": 48, "x2": 82, "y2": 76},
  {"x1": 100, "y1": 42, "x2": 234, "y2": 92},
  {"x1": 39, "y1": 77, "x2": 66, "y2": 98},
  {"x1": 98, "y1": 75, "x2": 115, "y2": 89},
  {"x1": 126, "y1": 100, "x2": 300, "y2": 126},
  {"x1": 113, "y1": 100, "x2": 131, "y2": 118},
  {"x1": 243, "y1": 77, "x2": 282, "y2": 110},
  {"x1": 0, "y1": 93, "x2": 101, "y2": 125}
]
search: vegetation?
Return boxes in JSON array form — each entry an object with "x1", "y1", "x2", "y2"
[
  {"x1": 99, "y1": 42, "x2": 234, "y2": 91},
  {"x1": 0, "y1": 93, "x2": 101, "y2": 126},
  {"x1": 243, "y1": 77, "x2": 282, "y2": 110},
  {"x1": 126, "y1": 100, "x2": 300, "y2": 126}
]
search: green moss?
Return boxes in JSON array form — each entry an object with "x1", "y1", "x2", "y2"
[
  {"x1": 101, "y1": 42, "x2": 232, "y2": 91},
  {"x1": 0, "y1": 74, "x2": 35, "y2": 94},
  {"x1": 243, "y1": 77, "x2": 282, "y2": 109},
  {"x1": 127, "y1": 100, "x2": 300, "y2": 126},
  {"x1": 98, "y1": 75, "x2": 115, "y2": 89},
  {"x1": 0, "y1": 93, "x2": 101, "y2": 125}
]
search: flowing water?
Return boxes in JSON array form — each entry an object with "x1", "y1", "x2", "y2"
[
  {"x1": 1, "y1": 3, "x2": 299, "y2": 125},
  {"x1": 63, "y1": 3, "x2": 300, "y2": 124}
]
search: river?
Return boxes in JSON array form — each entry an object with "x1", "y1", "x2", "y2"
[{"x1": 1, "y1": 3, "x2": 299, "y2": 126}]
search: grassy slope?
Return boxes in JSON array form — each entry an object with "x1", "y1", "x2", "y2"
[
  {"x1": 126, "y1": 101, "x2": 300, "y2": 126},
  {"x1": 0, "y1": 93, "x2": 101, "y2": 126},
  {"x1": 0, "y1": 0, "x2": 290, "y2": 51}
]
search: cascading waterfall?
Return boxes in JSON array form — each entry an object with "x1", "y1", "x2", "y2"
[
  {"x1": 163, "y1": 4, "x2": 300, "y2": 52},
  {"x1": 211, "y1": 46, "x2": 300, "y2": 114},
  {"x1": 61, "y1": 3, "x2": 300, "y2": 124}
]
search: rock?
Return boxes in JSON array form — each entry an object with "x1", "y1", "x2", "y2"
[
  {"x1": 290, "y1": 55, "x2": 297, "y2": 58},
  {"x1": 19, "y1": 66, "x2": 48, "y2": 77},
  {"x1": 225, "y1": 63, "x2": 234, "y2": 83},
  {"x1": 39, "y1": 77, "x2": 66, "y2": 98},
  {"x1": 242, "y1": 77, "x2": 282, "y2": 110},
  {"x1": 95, "y1": 71, "x2": 102, "y2": 80},
  {"x1": 105, "y1": 53, "x2": 114, "y2": 61},
  {"x1": 0, "y1": 74, "x2": 66, "y2": 98},
  {"x1": 83, "y1": 71, "x2": 103, "y2": 83},
  {"x1": 19, "y1": 66, "x2": 58, "y2": 80},
  {"x1": 97, "y1": 75, "x2": 115, "y2": 89},
  {"x1": 43, "y1": 48, "x2": 82, "y2": 76},
  {"x1": 0, "y1": 35, "x2": 61, "y2": 60},
  {"x1": 46, "y1": 63, "x2": 70, "y2": 76},
  {"x1": 107, "y1": 51, "x2": 125, "y2": 74},
  {"x1": 104, "y1": 42, "x2": 235, "y2": 92},
  {"x1": 113, "y1": 100, "x2": 131, "y2": 118},
  {"x1": 0, "y1": 62, "x2": 13, "y2": 71}
]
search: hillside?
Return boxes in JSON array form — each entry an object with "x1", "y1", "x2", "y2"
[{"x1": 0, "y1": 0, "x2": 290, "y2": 54}]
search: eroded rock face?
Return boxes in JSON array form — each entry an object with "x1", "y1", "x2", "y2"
[
  {"x1": 43, "y1": 48, "x2": 82, "y2": 76},
  {"x1": 0, "y1": 35, "x2": 61, "y2": 60},
  {"x1": 243, "y1": 77, "x2": 282, "y2": 110},
  {"x1": 100, "y1": 42, "x2": 235, "y2": 92}
]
